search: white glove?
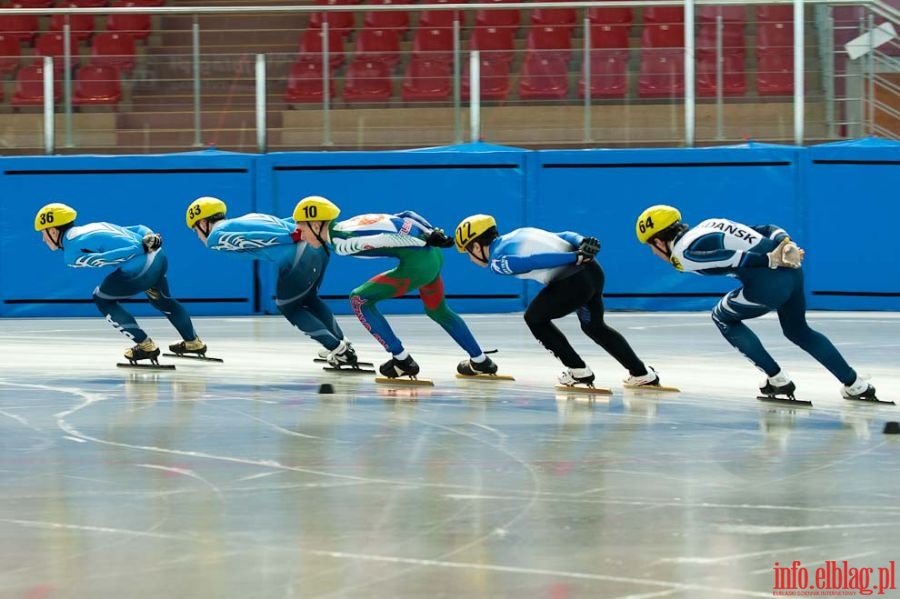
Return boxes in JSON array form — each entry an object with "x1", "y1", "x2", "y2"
[{"x1": 767, "y1": 237, "x2": 804, "y2": 269}]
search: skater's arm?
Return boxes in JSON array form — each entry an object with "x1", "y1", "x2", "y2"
[
  {"x1": 394, "y1": 210, "x2": 435, "y2": 231},
  {"x1": 489, "y1": 252, "x2": 577, "y2": 275},
  {"x1": 67, "y1": 244, "x2": 142, "y2": 268},
  {"x1": 331, "y1": 230, "x2": 427, "y2": 256},
  {"x1": 750, "y1": 224, "x2": 789, "y2": 243},
  {"x1": 207, "y1": 217, "x2": 296, "y2": 252},
  {"x1": 678, "y1": 234, "x2": 769, "y2": 273},
  {"x1": 554, "y1": 231, "x2": 585, "y2": 248}
]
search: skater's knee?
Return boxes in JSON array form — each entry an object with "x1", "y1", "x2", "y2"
[{"x1": 782, "y1": 321, "x2": 813, "y2": 345}]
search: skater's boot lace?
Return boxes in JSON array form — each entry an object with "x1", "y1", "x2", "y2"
[
  {"x1": 759, "y1": 370, "x2": 795, "y2": 397},
  {"x1": 457, "y1": 356, "x2": 498, "y2": 376},
  {"x1": 169, "y1": 338, "x2": 206, "y2": 354},
  {"x1": 841, "y1": 376, "x2": 877, "y2": 400},
  {"x1": 623, "y1": 366, "x2": 659, "y2": 387},
  {"x1": 379, "y1": 355, "x2": 420, "y2": 378},
  {"x1": 125, "y1": 339, "x2": 159, "y2": 360},
  {"x1": 558, "y1": 367, "x2": 595, "y2": 386},
  {"x1": 327, "y1": 340, "x2": 358, "y2": 367}
]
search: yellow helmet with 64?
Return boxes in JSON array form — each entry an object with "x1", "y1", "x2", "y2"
[{"x1": 635, "y1": 205, "x2": 682, "y2": 244}]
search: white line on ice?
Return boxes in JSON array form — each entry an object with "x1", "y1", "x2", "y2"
[
  {"x1": 718, "y1": 522, "x2": 900, "y2": 535},
  {"x1": 656, "y1": 545, "x2": 822, "y2": 565},
  {"x1": 135, "y1": 464, "x2": 224, "y2": 500},
  {"x1": 0, "y1": 518, "x2": 188, "y2": 540},
  {"x1": 0, "y1": 409, "x2": 42, "y2": 432}
]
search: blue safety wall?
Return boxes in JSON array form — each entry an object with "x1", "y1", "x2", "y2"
[{"x1": 1, "y1": 138, "x2": 897, "y2": 317}]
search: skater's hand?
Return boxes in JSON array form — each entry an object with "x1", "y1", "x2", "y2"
[
  {"x1": 767, "y1": 237, "x2": 804, "y2": 269},
  {"x1": 142, "y1": 233, "x2": 162, "y2": 253},
  {"x1": 578, "y1": 236, "x2": 600, "y2": 257},
  {"x1": 425, "y1": 228, "x2": 455, "y2": 248},
  {"x1": 575, "y1": 251, "x2": 594, "y2": 266}
]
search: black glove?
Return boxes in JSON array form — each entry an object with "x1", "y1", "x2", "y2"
[
  {"x1": 575, "y1": 251, "x2": 594, "y2": 265},
  {"x1": 425, "y1": 228, "x2": 455, "y2": 249},
  {"x1": 578, "y1": 236, "x2": 600, "y2": 257},
  {"x1": 142, "y1": 232, "x2": 162, "y2": 253}
]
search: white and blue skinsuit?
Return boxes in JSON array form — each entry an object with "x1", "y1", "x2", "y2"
[
  {"x1": 63, "y1": 222, "x2": 198, "y2": 343},
  {"x1": 488, "y1": 227, "x2": 649, "y2": 376},
  {"x1": 206, "y1": 213, "x2": 345, "y2": 351},
  {"x1": 671, "y1": 218, "x2": 858, "y2": 385}
]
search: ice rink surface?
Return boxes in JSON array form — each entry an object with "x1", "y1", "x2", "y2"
[{"x1": 1, "y1": 312, "x2": 898, "y2": 598}]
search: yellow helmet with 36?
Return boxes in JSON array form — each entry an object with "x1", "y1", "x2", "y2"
[
  {"x1": 293, "y1": 196, "x2": 341, "y2": 222},
  {"x1": 454, "y1": 214, "x2": 497, "y2": 253},
  {"x1": 635, "y1": 205, "x2": 682, "y2": 244},
  {"x1": 186, "y1": 196, "x2": 227, "y2": 229},
  {"x1": 34, "y1": 202, "x2": 77, "y2": 231}
]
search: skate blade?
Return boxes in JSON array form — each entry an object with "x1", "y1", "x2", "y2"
[
  {"x1": 624, "y1": 383, "x2": 680, "y2": 392},
  {"x1": 314, "y1": 358, "x2": 374, "y2": 368},
  {"x1": 555, "y1": 385, "x2": 613, "y2": 396},
  {"x1": 375, "y1": 377, "x2": 435, "y2": 387},
  {"x1": 117, "y1": 362, "x2": 176, "y2": 371},
  {"x1": 844, "y1": 397, "x2": 896, "y2": 406},
  {"x1": 162, "y1": 353, "x2": 224, "y2": 363},
  {"x1": 757, "y1": 395, "x2": 813, "y2": 407},
  {"x1": 455, "y1": 373, "x2": 516, "y2": 381},
  {"x1": 323, "y1": 366, "x2": 376, "y2": 374}
]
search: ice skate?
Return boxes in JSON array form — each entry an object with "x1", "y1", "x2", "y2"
[
  {"x1": 841, "y1": 378, "x2": 893, "y2": 405},
  {"x1": 757, "y1": 371, "x2": 810, "y2": 406},
  {"x1": 555, "y1": 367, "x2": 612, "y2": 395},
  {"x1": 118, "y1": 339, "x2": 175, "y2": 370},
  {"x1": 322, "y1": 341, "x2": 374, "y2": 373},
  {"x1": 456, "y1": 356, "x2": 515, "y2": 381},
  {"x1": 376, "y1": 354, "x2": 433, "y2": 386},
  {"x1": 314, "y1": 339, "x2": 374, "y2": 368},
  {"x1": 163, "y1": 337, "x2": 223, "y2": 363},
  {"x1": 622, "y1": 366, "x2": 679, "y2": 392}
]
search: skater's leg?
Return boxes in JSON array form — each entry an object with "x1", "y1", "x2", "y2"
[
  {"x1": 575, "y1": 264, "x2": 648, "y2": 376},
  {"x1": 711, "y1": 288, "x2": 779, "y2": 376},
  {"x1": 277, "y1": 266, "x2": 342, "y2": 351},
  {"x1": 146, "y1": 275, "x2": 198, "y2": 342},
  {"x1": 349, "y1": 273, "x2": 408, "y2": 355},
  {"x1": 417, "y1": 251, "x2": 483, "y2": 358},
  {"x1": 94, "y1": 270, "x2": 149, "y2": 343},
  {"x1": 777, "y1": 270, "x2": 857, "y2": 385},
  {"x1": 523, "y1": 271, "x2": 593, "y2": 369}
]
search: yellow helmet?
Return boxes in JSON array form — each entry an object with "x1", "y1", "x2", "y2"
[
  {"x1": 186, "y1": 196, "x2": 227, "y2": 229},
  {"x1": 455, "y1": 214, "x2": 497, "y2": 252},
  {"x1": 635, "y1": 205, "x2": 682, "y2": 244},
  {"x1": 293, "y1": 196, "x2": 341, "y2": 222},
  {"x1": 35, "y1": 202, "x2": 77, "y2": 231}
]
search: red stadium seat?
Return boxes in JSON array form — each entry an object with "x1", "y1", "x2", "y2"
[
  {"x1": 757, "y1": 5, "x2": 793, "y2": 23},
  {"x1": 50, "y1": 2, "x2": 95, "y2": 42},
  {"x1": 696, "y1": 52, "x2": 747, "y2": 96},
  {"x1": 12, "y1": 64, "x2": 60, "y2": 105},
  {"x1": 757, "y1": 21, "x2": 793, "y2": 53},
  {"x1": 284, "y1": 59, "x2": 334, "y2": 103},
  {"x1": 354, "y1": 28, "x2": 401, "y2": 66},
  {"x1": 475, "y1": 0, "x2": 520, "y2": 30},
  {"x1": 67, "y1": 0, "x2": 107, "y2": 6},
  {"x1": 72, "y1": 64, "x2": 122, "y2": 104},
  {"x1": 642, "y1": 23, "x2": 684, "y2": 49},
  {"x1": 531, "y1": 6, "x2": 576, "y2": 30},
  {"x1": 0, "y1": 3, "x2": 40, "y2": 43},
  {"x1": 588, "y1": 24, "x2": 630, "y2": 51},
  {"x1": 413, "y1": 27, "x2": 454, "y2": 63},
  {"x1": 697, "y1": 5, "x2": 747, "y2": 23},
  {"x1": 644, "y1": 6, "x2": 684, "y2": 25},
  {"x1": 469, "y1": 26, "x2": 514, "y2": 64},
  {"x1": 34, "y1": 32, "x2": 79, "y2": 72},
  {"x1": 526, "y1": 26, "x2": 572, "y2": 62},
  {"x1": 587, "y1": 5, "x2": 632, "y2": 25},
  {"x1": 519, "y1": 53, "x2": 569, "y2": 100},
  {"x1": 578, "y1": 50, "x2": 628, "y2": 98},
  {"x1": 419, "y1": 0, "x2": 466, "y2": 29},
  {"x1": 0, "y1": 33, "x2": 21, "y2": 74},
  {"x1": 697, "y1": 22, "x2": 745, "y2": 56},
  {"x1": 756, "y1": 52, "x2": 793, "y2": 95},
  {"x1": 310, "y1": 2, "x2": 356, "y2": 38},
  {"x1": 107, "y1": 0, "x2": 152, "y2": 41},
  {"x1": 639, "y1": 50, "x2": 684, "y2": 97},
  {"x1": 299, "y1": 27, "x2": 345, "y2": 68},
  {"x1": 343, "y1": 59, "x2": 392, "y2": 102},
  {"x1": 91, "y1": 31, "x2": 136, "y2": 72},
  {"x1": 128, "y1": 0, "x2": 164, "y2": 4},
  {"x1": 462, "y1": 58, "x2": 510, "y2": 101},
  {"x1": 363, "y1": 0, "x2": 409, "y2": 33},
  {"x1": 16, "y1": 0, "x2": 53, "y2": 6},
  {"x1": 401, "y1": 58, "x2": 451, "y2": 101}
]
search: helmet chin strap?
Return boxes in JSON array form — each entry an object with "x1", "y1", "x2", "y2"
[
  {"x1": 50, "y1": 228, "x2": 64, "y2": 250},
  {"x1": 470, "y1": 245, "x2": 489, "y2": 265},
  {"x1": 313, "y1": 222, "x2": 330, "y2": 255}
]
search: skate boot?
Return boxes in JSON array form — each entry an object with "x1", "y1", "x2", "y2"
[
  {"x1": 623, "y1": 366, "x2": 660, "y2": 387},
  {"x1": 457, "y1": 356, "x2": 498, "y2": 376},
  {"x1": 168, "y1": 337, "x2": 206, "y2": 356},
  {"x1": 841, "y1": 377, "x2": 879, "y2": 402},
  {"x1": 124, "y1": 339, "x2": 160, "y2": 364},
  {"x1": 379, "y1": 354, "x2": 420, "y2": 379},
  {"x1": 326, "y1": 339, "x2": 359, "y2": 369},
  {"x1": 558, "y1": 366, "x2": 596, "y2": 387},
  {"x1": 759, "y1": 371, "x2": 797, "y2": 399}
]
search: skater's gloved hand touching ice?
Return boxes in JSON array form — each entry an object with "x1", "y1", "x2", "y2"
[
  {"x1": 142, "y1": 232, "x2": 162, "y2": 253},
  {"x1": 767, "y1": 237, "x2": 804, "y2": 269}
]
